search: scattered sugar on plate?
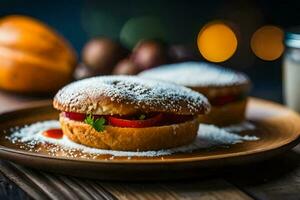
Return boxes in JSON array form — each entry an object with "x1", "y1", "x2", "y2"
[
  {"x1": 6, "y1": 120, "x2": 258, "y2": 158},
  {"x1": 223, "y1": 122, "x2": 256, "y2": 132}
]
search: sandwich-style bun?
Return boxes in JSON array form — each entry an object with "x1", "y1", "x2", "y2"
[
  {"x1": 139, "y1": 61, "x2": 250, "y2": 99},
  {"x1": 60, "y1": 115, "x2": 199, "y2": 151},
  {"x1": 198, "y1": 99, "x2": 247, "y2": 126},
  {"x1": 53, "y1": 75, "x2": 210, "y2": 116},
  {"x1": 139, "y1": 62, "x2": 250, "y2": 125}
]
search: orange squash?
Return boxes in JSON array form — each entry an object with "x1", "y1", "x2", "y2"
[{"x1": 0, "y1": 15, "x2": 77, "y2": 93}]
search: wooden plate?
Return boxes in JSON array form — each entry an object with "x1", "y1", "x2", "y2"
[{"x1": 0, "y1": 98, "x2": 299, "y2": 180}]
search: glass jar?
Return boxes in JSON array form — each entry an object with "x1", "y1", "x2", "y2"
[{"x1": 283, "y1": 27, "x2": 300, "y2": 112}]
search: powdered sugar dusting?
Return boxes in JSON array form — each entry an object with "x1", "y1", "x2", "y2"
[
  {"x1": 139, "y1": 62, "x2": 249, "y2": 87},
  {"x1": 54, "y1": 75, "x2": 210, "y2": 114},
  {"x1": 6, "y1": 120, "x2": 259, "y2": 158},
  {"x1": 224, "y1": 122, "x2": 256, "y2": 132}
]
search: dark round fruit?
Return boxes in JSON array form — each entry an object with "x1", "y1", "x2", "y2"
[
  {"x1": 112, "y1": 59, "x2": 141, "y2": 75},
  {"x1": 131, "y1": 40, "x2": 168, "y2": 70},
  {"x1": 82, "y1": 37, "x2": 128, "y2": 74}
]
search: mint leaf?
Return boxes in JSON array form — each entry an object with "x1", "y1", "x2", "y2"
[
  {"x1": 84, "y1": 114, "x2": 106, "y2": 132},
  {"x1": 84, "y1": 114, "x2": 94, "y2": 125},
  {"x1": 93, "y1": 117, "x2": 106, "y2": 132}
]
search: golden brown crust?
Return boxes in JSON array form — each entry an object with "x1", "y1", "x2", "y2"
[
  {"x1": 191, "y1": 83, "x2": 250, "y2": 100},
  {"x1": 60, "y1": 115, "x2": 199, "y2": 151},
  {"x1": 53, "y1": 76, "x2": 210, "y2": 116},
  {"x1": 198, "y1": 99, "x2": 248, "y2": 126}
]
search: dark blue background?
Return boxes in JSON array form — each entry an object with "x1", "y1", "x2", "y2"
[{"x1": 1, "y1": 0, "x2": 299, "y2": 102}]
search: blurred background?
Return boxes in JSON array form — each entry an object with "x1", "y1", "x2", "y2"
[{"x1": 0, "y1": 0, "x2": 299, "y2": 103}]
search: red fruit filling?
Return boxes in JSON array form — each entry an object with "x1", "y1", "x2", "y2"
[
  {"x1": 63, "y1": 112, "x2": 194, "y2": 128},
  {"x1": 210, "y1": 94, "x2": 246, "y2": 106}
]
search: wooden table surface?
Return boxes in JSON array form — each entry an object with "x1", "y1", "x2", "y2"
[{"x1": 0, "y1": 91, "x2": 300, "y2": 200}]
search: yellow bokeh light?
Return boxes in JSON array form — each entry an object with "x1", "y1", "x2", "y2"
[
  {"x1": 197, "y1": 22, "x2": 238, "y2": 62},
  {"x1": 251, "y1": 25, "x2": 284, "y2": 61}
]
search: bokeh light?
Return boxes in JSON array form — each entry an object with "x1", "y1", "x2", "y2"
[
  {"x1": 250, "y1": 25, "x2": 284, "y2": 61},
  {"x1": 120, "y1": 16, "x2": 166, "y2": 49},
  {"x1": 197, "y1": 22, "x2": 238, "y2": 62}
]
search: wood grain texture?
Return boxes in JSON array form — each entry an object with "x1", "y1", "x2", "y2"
[
  {"x1": 0, "y1": 161, "x2": 49, "y2": 200},
  {"x1": 226, "y1": 144, "x2": 300, "y2": 200},
  {"x1": 0, "y1": 161, "x2": 118, "y2": 200},
  {"x1": 102, "y1": 180, "x2": 253, "y2": 200},
  {"x1": 0, "y1": 150, "x2": 257, "y2": 200},
  {"x1": 0, "y1": 171, "x2": 32, "y2": 200},
  {"x1": 0, "y1": 159, "x2": 255, "y2": 200}
]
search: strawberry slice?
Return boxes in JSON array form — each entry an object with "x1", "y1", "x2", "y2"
[
  {"x1": 108, "y1": 114, "x2": 164, "y2": 128},
  {"x1": 64, "y1": 112, "x2": 86, "y2": 121}
]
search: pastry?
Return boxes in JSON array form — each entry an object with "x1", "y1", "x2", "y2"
[
  {"x1": 139, "y1": 62, "x2": 250, "y2": 125},
  {"x1": 53, "y1": 75, "x2": 210, "y2": 151}
]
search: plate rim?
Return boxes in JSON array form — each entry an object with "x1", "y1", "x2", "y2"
[{"x1": 0, "y1": 97, "x2": 300, "y2": 165}]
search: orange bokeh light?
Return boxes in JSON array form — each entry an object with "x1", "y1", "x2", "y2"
[
  {"x1": 197, "y1": 22, "x2": 238, "y2": 62},
  {"x1": 251, "y1": 25, "x2": 284, "y2": 61}
]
